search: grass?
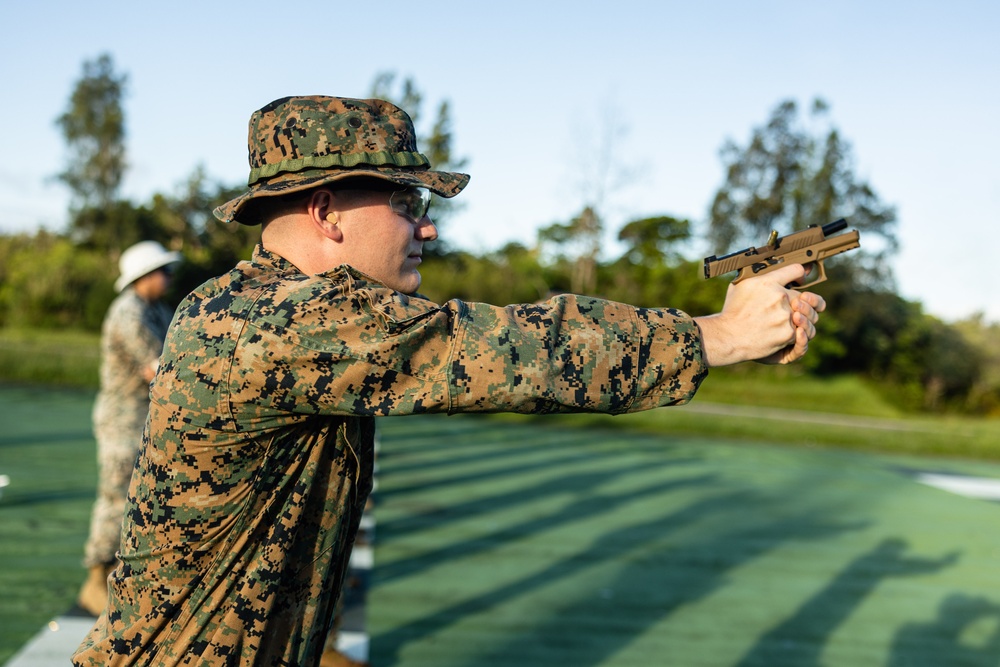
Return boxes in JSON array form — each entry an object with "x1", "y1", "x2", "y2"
[
  {"x1": 492, "y1": 403, "x2": 1000, "y2": 462},
  {"x1": 693, "y1": 366, "x2": 904, "y2": 418},
  {"x1": 0, "y1": 328, "x2": 100, "y2": 388},
  {"x1": 490, "y1": 366, "x2": 1000, "y2": 462}
]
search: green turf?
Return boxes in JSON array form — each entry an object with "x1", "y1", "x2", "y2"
[
  {"x1": 2, "y1": 386, "x2": 1000, "y2": 666},
  {"x1": 0, "y1": 384, "x2": 97, "y2": 663},
  {"x1": 369, "y1": 415, "x2": 1000, "y2": 666}
]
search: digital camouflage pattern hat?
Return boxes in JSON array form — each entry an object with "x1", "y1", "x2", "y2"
[{"x1": 214, "y1": 96, "x2": 471, "y2": 225}]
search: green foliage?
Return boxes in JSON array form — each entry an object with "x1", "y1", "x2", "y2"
[
  {"x1": 814, "y1": 284, "x2": 990, "y2": 413},
  {"x1": 70, "y1": 199, "x2": 163, "y2": 253},
  {"x1": 0, "y1": 232, "x2": 113, "y2": 331},
  {"x1": 0, "y1": 166, "x2": 256, "y2": 331},
  {"x1": 147, "y1": 166, "x2": 259, "y2": 299},
  {"x1": 617, "y1": 215, "x2": 691, "y2": 266},
  {"x1": 953, "y1": 315, "x2": 1000, "y2": 415},
  {"x1": 692, "y1": 365, "x2": 903, "y2": 418},
  {"x1": 418, "y1": 244, "x2": 555, "y2": 306},
  {"x1": 599, "y1": 256, "x2": 726, "y2": 313},
  {"x1": 537, "y1": 206, "x2": 603, "y2": 295},
  {"x1": 51, "y1": 54, "x2": 255, "y2": 294},
  {"x1": 55, "y1": 53, "x2": 128, "y2": 228}
]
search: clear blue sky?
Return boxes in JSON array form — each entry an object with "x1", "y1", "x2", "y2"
[{"x1": 3, "y1": 1, "x2": 998, "y2": 322}]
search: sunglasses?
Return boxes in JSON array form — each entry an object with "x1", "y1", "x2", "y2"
[{"x1": 389, "y1": 188, "x2": 432, "y2": 222}]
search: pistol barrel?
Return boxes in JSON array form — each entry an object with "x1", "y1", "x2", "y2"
[{"x1": 822, "y1": 218, "x2": 847, "y2": 236}]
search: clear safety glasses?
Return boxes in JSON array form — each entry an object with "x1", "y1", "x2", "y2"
[{"x1": 389, "y1": 188, "x2": 432, "y2": 222}]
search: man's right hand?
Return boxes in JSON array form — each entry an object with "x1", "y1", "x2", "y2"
[{"x1": 693, "y1": 263, "x2": 826, "y2": 367}]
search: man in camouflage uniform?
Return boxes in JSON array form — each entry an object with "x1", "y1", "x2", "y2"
[
  {"x1": 74, "y1": 96, "x2": 825, "y2": 667},
  {"x1": 77, "y1": 240, "x2": 180, "y2": 616}
]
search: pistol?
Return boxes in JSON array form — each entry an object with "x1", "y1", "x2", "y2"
[{"x1": 703, "y1": 219, "x2": 861, "y2": 288}]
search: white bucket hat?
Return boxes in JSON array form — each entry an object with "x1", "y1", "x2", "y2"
[{"x1": 115, "y1": 241, "x2": 182, "y2": 292}]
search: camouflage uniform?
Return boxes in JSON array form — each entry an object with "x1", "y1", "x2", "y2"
[
  {"x1": 83, "y1": 286, "x2": 173, "y2": 568},
  {"x1": 73, "y1": 245, "x2": 707, "y2": 666},
  {"x1": 73, "y1": 95, "x2": 710, "y2": 666}
]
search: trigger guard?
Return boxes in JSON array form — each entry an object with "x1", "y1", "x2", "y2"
[{"x1": 786, "y1": 262, "x2": 826, "y2": 290}]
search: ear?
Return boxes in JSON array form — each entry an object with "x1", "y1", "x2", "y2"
[{"x1": 307, "y1": 189, "x2": 343, "y2": 241}]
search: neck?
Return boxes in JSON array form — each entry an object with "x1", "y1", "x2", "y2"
[{"x1": 262, "y1": 216, "x2": 338, "y2": 275}]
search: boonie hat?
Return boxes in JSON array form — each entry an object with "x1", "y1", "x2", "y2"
[
  {"x1": 214, "y1": 96, "x2": 471, "y2": 225},
  {"x1": 115, "y1": 241, "x2": 182, "y2": 292}
]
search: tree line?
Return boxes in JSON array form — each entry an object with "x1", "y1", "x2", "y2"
[{"x1": 1, "y1": 54, "x2": 997, "y2": 415}]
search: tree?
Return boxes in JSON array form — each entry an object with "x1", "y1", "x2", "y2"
[
  {"x1": 368, "y1": 72, "x2": 469, "y2": 248},
  {"x1": 146, "y1": 166, "x2": 258, "y2": 300},
  {"x1": 0, "y1": 231, "x2": 113, "y2": 330},
  {"x1": 951, "y1": 314, "x2": 1000, "y2": 414},
  {"x1": 617, "y1": 215, "x2": 691, "y2": 267},
  {"x1": 708, "y1": 98, "x2": 897, "y2": 289},
  {"x1": 55, "y1": 53, "x2": 129, "y2": 227},
  {"x1": 537, "y1": 206, "x2": 603, "y2": 295}
]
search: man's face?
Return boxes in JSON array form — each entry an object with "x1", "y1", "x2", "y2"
[
  {"x1": 334, "y1": 188, "x2": 437, "y2": 294},
  {"x1": 134, "y1": 266, "x2": 173, "y2": 301}
]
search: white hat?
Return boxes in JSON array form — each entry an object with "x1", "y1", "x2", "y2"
[{"x1": 115, "y1": 241, "x2": 182, "y2": 292}]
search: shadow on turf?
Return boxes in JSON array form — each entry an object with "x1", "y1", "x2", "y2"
[
  {"x1": 369, "y1": 416, "x2": 984, "y2": 666},
  {"x1": 371, "y1": 454, "x2": 870, "y2": 667},
  {"x1": 0, "y1": 488, "x2": 95, "y2": 508},
  {"x1": 0, "y1": 431, "x2": 94, "y2": 448},
  {"x1": 887, "y1": 593, "x2": 1000, "y2": 666},
  {"x1": 375, "y1": 487, "x2": 864, "y2": 665},
  {"x1": 734, "y1": 538, "x2": 960, "y2": 666}
]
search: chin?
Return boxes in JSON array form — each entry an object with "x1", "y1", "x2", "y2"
[{"x1": 391, "y1": 273, "x2": 421, "y2": 295}]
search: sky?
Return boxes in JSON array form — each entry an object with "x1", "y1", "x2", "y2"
[{"x1": 2, "y1": 1, "x2": 998, "y2": 322}]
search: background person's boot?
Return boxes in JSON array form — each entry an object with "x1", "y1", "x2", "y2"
[{"x1": 76, "y1": 562, "x2": 113, "y2": 616}]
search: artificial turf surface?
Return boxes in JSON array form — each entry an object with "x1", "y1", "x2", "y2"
[{"x1": 2, "y1": 385, "x2": 999, "y2": 666}]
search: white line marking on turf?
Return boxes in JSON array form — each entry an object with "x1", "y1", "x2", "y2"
[
  {"x1": 917, "y1": 473, "x2": 1000, "y2": 500},
  {"x1": 4, "y1": 616, "x2": 95, "y2": 667},
  {"x1": 349, "y1": 544, "x2": 374, "y2": 570},
  {"x1": 336, "y1": 631, "x2": 369, "y2": 663}
]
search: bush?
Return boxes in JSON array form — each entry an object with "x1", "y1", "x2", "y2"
[{"x1": 0, "y1": 232, "x2": 114, "y2": 332}]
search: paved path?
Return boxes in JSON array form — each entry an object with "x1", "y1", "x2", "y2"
[{"x1": 676, "y1": 401, "x2": 938, "y2": 432}]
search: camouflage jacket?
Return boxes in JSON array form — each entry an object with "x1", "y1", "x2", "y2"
[
  {"x1": 74, "y1": 245, "x2": 707, "y2": 666},
  {"x1": 92, "y1": 287, "x2": 173, "y2": 430}
]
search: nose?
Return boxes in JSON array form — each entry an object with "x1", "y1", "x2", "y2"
[{"x1": 415, "y1": 216, "x2": 438, "y2": 242}]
